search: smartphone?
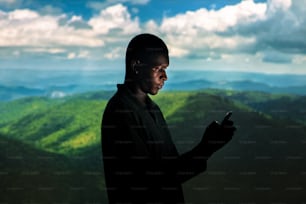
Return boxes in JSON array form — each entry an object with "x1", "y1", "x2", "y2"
[{"x1": 221, "y1": 111, "x2": 232, "y2": 126}]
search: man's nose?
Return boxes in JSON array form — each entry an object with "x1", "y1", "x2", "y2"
[{"x1": 161, "y1": 71, "x2": 168, "y2": 81}]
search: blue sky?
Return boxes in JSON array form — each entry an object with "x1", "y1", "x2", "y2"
[{"x1": 0, "y1": 0, "x2": 306, "y2": 74}]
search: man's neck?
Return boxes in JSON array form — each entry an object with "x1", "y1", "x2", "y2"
[{"x1": 124, "y1": 82, "x2": 147, "y2": 106}]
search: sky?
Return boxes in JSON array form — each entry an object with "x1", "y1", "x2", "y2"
[{"x1": 0, "y1": 0, "x2": 306, "y2": 74}]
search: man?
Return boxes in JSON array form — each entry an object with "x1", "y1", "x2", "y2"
[{"x1": 102, "y1": 33, "x2": 236, "y2": 204}]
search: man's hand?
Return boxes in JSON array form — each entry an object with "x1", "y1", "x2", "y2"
[{"x1": 200, "y1": 116, "x2": 236, "y2": 155}]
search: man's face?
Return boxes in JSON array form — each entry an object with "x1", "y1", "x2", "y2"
[{"x1": 138, "y1": 55, "x2": 169, "y2": 95}]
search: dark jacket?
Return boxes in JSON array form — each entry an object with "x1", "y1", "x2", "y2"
[{"x1": 102, "y1": 84, "x2": 210, "y2": 204}]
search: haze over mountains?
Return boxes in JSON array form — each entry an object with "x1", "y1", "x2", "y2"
[{"x1": 1, "y1": 69, "x2": 306, "y2": 101}]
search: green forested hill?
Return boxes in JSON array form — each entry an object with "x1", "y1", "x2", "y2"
[
  {"x1": 0, "y1": 94, "x2": 108, "y2": 155},
  {"x1": 206, "y1": 89, "x2": 306, "y2": 124},
  {"x1": 0, "y1": 92, "x2": 109, "y2": 203},
  {"x1": 163, "y1": 91, "x2": 306, "y2": 203},
  {"x1": 0, "y1": 134, "x2": 106, "y2": 204},
  {"x1": 1, "y1": 89, "x2": 306, "y2": 203},
  {"x1": 0, "y1": 97, "x2": 61, "y2": 124}
]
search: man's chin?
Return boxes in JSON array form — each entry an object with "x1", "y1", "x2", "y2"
[{"x1": 149, "y1": 89, "x2": 159, "y2": 95}]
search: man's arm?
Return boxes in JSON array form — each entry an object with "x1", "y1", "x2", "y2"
[
  {"x1": 175, "y1": 117, "x2": 236, "y2": 183},
  {"x1": 153, "y1": 108, "x2": 236, "y2": 184}
]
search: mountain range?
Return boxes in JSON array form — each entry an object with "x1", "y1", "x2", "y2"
[
  {"x1": 1, "y1": 89, "x2": 306, "y2": 203},
  {"x1": 1, "y1": 70, "x2": 306, "y2": 101}
]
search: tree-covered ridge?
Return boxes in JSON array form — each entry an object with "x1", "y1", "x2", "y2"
[
  {"x1": 0, "y1": 134, "x2": 106, "y2": 204},
  {"x1": 0, "y1": 89, "x2": 306, "y2": 203},
  {"x1": 0, "y1": 95, "x2": 107, "y2": 155},
  {"x1": 1, "y1": 89, "x2": 305, "y2": 155},
  {"x1": 0, "y1": 97, "x2": 61, "y2": 124}
]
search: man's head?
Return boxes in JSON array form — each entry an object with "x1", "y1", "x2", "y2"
[{"x1": 125, "y1": 33, "x2": 169, "y2": 95}]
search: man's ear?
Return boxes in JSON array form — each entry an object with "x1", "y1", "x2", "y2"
[{"x1": 131, "y1": 60, "x2": 141, "y2": 74}]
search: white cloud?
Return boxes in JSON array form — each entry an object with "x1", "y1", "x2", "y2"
[
  {"x1": 160, "y1": 0, "x2": 266, "y2": 34},
  {"x1": 267, "y1": 0, "x2": 292, "y2": 14},
  {"x1": 168, "y1": 47, "x2": 189, "y2": 58},
  {"x1": 250, "y1": 0, "x2": 306, "y2": 66},
  {"x1": 155, "y1": 0, "x2": 306, "y2": 73},
  {"x1": 66, "y1": 50, "x2": 90, "y2": 60},
  {"x1": 0, "y1": 9, "x2": 103, "y2": 47},
  {"x1": 157, "y1": 0, "x2": 266, "y2": 59},
  {"x1": 1, "y1": 0, "x2": 306, "y2": 73},
  {"x1": 0, "y1": 4, "x2": 141, "y2": 62},
  {"x1": 67, "y1": 52, "x2": 76, "y2": 59},
  {"x1": 8, "y1": 9, "x2": 39, "y2": 19},
  {"x1": 144, "y1": 20, "x2": 159, "y2": 33},
  {"x1": 104, "y1": 47, "x2": 123, "y2": 59},
  {"x1": 293, "y1": 55, "x2": 306, "y2": 64},
  {"x1": 160, "y1": 0, "x2": 266, "y2": 56},
  {"x1": 50, "y1": 91, "x2": 67, "y2": 98},
  {"x1": 88, "y1": 4, "x2": 140, "y2": 35},
  {"x1": 24, "y1": 47, "x2": 66, "y2": 54}
]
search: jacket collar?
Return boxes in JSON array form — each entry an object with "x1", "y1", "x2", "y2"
[{"x1": 116, "y1": 84, "x2": 157, "y2": 111}]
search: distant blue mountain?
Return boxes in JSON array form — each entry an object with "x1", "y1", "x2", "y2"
[
  {"x1": 165, "y1": 79, "x2": 214, "y2": 90},
  {"x1": 0, "y1": 85, "x2": 45, "y2": 101},
  {"x1": 165, "y1": 79, "x2": 306, "y2": 95},
  {"x1": 0, "y1": 84, "x2": 116, "y2": 101},
  {"x1": 1, "y1": 70, "x2": 306, "y2": 101}
]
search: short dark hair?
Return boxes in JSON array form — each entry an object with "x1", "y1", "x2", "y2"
[{"x1": 125, "y1": 33, "x2": 169, "y2": 70}]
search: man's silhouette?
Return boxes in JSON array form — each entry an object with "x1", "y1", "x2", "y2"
[{"x1": 101, "y1": 33, "x2": 236, "y2": 204}]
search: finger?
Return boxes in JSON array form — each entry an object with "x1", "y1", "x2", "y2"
[
  {"x1": 224, "y1": 111, "x2": 232, "y2": 121},
  {"x1": 221, "y1": 111, "x2": 232, "y2": 125}
]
